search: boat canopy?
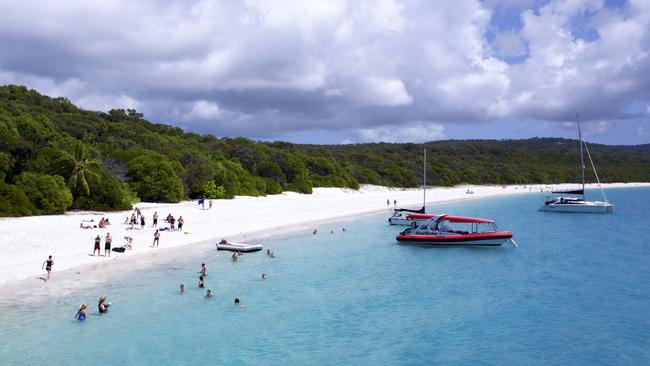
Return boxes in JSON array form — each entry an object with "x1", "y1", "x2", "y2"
[
  {"x1": 394, "y1": 206, "x2": 425, "y2": 214},
  {"x1": 437, "y1": 214, "x2": 493, "y2": 224},
  {"x1": 551, "y1": 189, "x2": 584, "y2": 195}
]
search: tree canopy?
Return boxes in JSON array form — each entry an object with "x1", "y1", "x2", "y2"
[{"x1": 1, "y1": 84, "x2": 649, "y2": 217}]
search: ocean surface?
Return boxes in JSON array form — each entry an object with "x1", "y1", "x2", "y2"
[{"x1": 1, "y1": 188, "x2": 649, "y2": 365}]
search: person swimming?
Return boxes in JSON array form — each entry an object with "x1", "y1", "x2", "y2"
[
  {"x1": 205, "y1": 289, "x2": 213, "y2": 298},
  {"x1": 98, "y1": 296, "x2": 110, "y2": 314},
  {"x1": 200, "y1": 263, "x2": 208, "y2": 276},
  {"x1": 75, "y1": 304, "x2": 87, "y2": 321},
  {"x1": 234, "y1": 298, "x2": 246, "y2": 308},
  {"x1": 180, "y1": 284, "x2": 185, "y2": 293},
  {"x1": 261, "y1": 272, "x2": 267, "y2": 280},
  {"x1": 231, "y1": 252, "x2": 238, "y2": 262},
  {"x1": 198, "y1": 276, "x2": 205, "y2": 288}
]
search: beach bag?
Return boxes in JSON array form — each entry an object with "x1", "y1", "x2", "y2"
[{"x1": 112, "y1": 247, "x2": 126, "y2": 253}]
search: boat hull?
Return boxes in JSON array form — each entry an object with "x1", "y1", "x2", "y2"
[
  {"x1": 396, "y1": 232, "x2": 512, "y2": 246},
  {"x1": 216, "y1": 242, "x2": 263, "y2": 252},
  {"x1": 539, "y1": 201, "x2": 614, "y2": 213}
]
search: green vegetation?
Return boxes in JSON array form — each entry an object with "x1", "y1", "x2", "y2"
[{"x1": 1, "y1": 85, "x2": 650, "y2": 217}]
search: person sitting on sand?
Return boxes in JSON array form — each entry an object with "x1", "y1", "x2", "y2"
[
  {"x1": 198, "y1": 276, "x2": 205, "y2": 288},
  {"x1": 98, "y1": 296, "x2": 110, "y2": 314},
  {"x1": 200, "y1": 263, "x2": 208, "y2": 276},
  {"x1": 80, "y1": 222, "x2": 92, "y2": 229},
  {"x1": 205, "y1": 289, "x2": 213, "y2": 298},
  {"x1": 123, "y1": 236, "x2": 133, "y2": 250},
  {"x1": 75, "y1": 304, "x2": 87, "y2": 321}
]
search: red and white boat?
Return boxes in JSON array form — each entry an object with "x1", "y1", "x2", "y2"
[{"x1": 396, "y1": 214, "x2": 515, "y2": 247}]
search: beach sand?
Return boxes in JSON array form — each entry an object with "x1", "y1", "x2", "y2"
[{"x1": 0, "y1": 183, "x2": 646, "y2": 304}]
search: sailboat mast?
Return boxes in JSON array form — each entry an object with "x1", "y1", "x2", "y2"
[
  {"x1": 423, "y1": 148, "x2": 426, "y2": 211},
  {"x1": 577, "y1": 113, "x2": 585, "y2": 193}
]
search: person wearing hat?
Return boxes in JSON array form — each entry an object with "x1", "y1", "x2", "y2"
[
  {"x1": 98, "y1": 296, "x2": 110, "y2": 314},
  {"x1": 75, "y1": 304, "x2": 87, "y2": 321}
]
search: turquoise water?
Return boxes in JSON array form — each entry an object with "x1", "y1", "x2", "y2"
[{"x1": 1, "y1": 188, "x2": 649, "y2": 365}]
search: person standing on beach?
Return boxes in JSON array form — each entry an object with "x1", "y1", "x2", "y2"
[
  {"x1": 178, "y1": 216, "x2": 184, "y2": 231},
  {"x1": 41, "y1": 255, "x2": 53, "y2": 281},
  {"x1": 153, "y1": 229, "x2": 160, "y2": 247},
  {"x1": 93, "y1": 235, "x2": 101, "y2": 256},
  {"x1": 394, "y1": 199, "x2": 397, "y2": 208},
  {"x1": 105, "y1": 233, "x2": 112, "y2": 257},
  {"x1": 140, "y1": 215, "x2": 145, "y2": 229},
  {"x1": 209, "y1": 200, "x2": 213, "y2": 209},
  {"x1": 387, "y1": 199, "x2": 390, "y2": 207},
  {"x1": 152, "y1": 212, "x2": 158, "y2": 228}
]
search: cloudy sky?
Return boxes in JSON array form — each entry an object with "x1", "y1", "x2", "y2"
[{"x1": 1, "y1": 0, "x2": 649, "y2": 145}]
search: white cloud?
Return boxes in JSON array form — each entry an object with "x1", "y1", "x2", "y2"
[
  {"x1": 355, "y1": 122, "x2": 445, "y2": 143},
  {"x1": 183, "y1": 100, "x2": 224, "y2": 121},
  {"x1": 0, "y1": 0, "x2": 648, "y2": 142}
]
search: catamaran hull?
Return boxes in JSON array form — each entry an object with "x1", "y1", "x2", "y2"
[{"x1": 539, "y1": 202, "x2": 614, "y2": 213}]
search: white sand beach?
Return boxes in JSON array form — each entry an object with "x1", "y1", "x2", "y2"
[{"x1": 0, "y1": 183, "x2": 647, "y2": 293}]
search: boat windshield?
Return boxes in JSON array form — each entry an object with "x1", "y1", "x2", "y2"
[{"x1": 433, "y1": 220, "x2": 497, "y2": 234}]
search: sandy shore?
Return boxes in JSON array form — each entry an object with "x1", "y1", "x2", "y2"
[{"x1": 0, "y1": 182, "x2": 647, "y2": 299}]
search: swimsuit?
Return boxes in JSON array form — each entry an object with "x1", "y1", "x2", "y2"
[{"x1": 46, "y1": 259, "x2": 53, "y2": 271}]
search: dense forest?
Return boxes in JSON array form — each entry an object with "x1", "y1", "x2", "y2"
[{"x1": 1, "y1": 85, "x2": 649, "y2": 217}]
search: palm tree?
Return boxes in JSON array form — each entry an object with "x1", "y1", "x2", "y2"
[{"x1": 55, "y1": 140, "x2": 102, "y2": 201}]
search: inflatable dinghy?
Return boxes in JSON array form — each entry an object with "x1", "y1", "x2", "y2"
[{"x1": 216, "y1": 240, "x2": 263, "y2": 252}]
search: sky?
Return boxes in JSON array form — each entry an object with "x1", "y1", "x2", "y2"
[{"x1": 0, "y1": 0, "x2": 649, "y2": 145}]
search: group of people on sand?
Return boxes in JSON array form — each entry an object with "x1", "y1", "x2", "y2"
[
  {"x1": 161, "y1": 213, "x2": 184, "y2": 232},
  {"x1": 93, "y1": 233, "x2": 134, "y2": 256},
  {"x1": 79, "y1": 217, "x2": 110, "y2": 229},
  {"x1": 75, "y1": 296, "x2": 110, "y2": 321},
  {"x1": 179, "y1": 263, "x2": 246, "y2": 306},
  {"x1": 386, "y1": 199, "x2": 397, "y2": 207},
  {"x1": 198, "y1": 198, "x2": 213, "y2": 210}
]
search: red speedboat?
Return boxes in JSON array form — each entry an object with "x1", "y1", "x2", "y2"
[{"x1": 396, "y1": 214, "x2": 514, "y2": 246}]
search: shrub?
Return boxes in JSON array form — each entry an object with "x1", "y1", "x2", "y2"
[{"x1": 15, "y1": 172, "x2": 72, "y2": 214}]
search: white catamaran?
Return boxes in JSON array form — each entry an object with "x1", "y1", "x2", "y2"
[{"x1": 539, "y1": 114, "x2": 614, "y2": 213}]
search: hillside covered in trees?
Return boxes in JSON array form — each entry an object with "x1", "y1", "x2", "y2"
[{"x1": 1, "y1": 85, "x2": 649, "y2": 217}]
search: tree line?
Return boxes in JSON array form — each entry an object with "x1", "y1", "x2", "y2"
[{"x1": 1, "y1": 85, "x2": 649, "y2": 217}]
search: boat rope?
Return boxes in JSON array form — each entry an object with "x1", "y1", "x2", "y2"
[{"x1": 582, "y1": 141, "x2": 608, "y2": 203}]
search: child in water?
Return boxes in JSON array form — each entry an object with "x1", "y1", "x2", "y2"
[{"x1": 75, "y1": 304, "x2": 87, "y2": 321}]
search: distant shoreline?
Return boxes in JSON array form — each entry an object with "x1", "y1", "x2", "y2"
[{"x1": 1, "y1": 182, "x2": 648, "y2": 306}]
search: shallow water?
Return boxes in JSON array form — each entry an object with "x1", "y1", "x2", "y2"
[{"x1": 1, "y1": 188, "x2": 649, "y2": 365}]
